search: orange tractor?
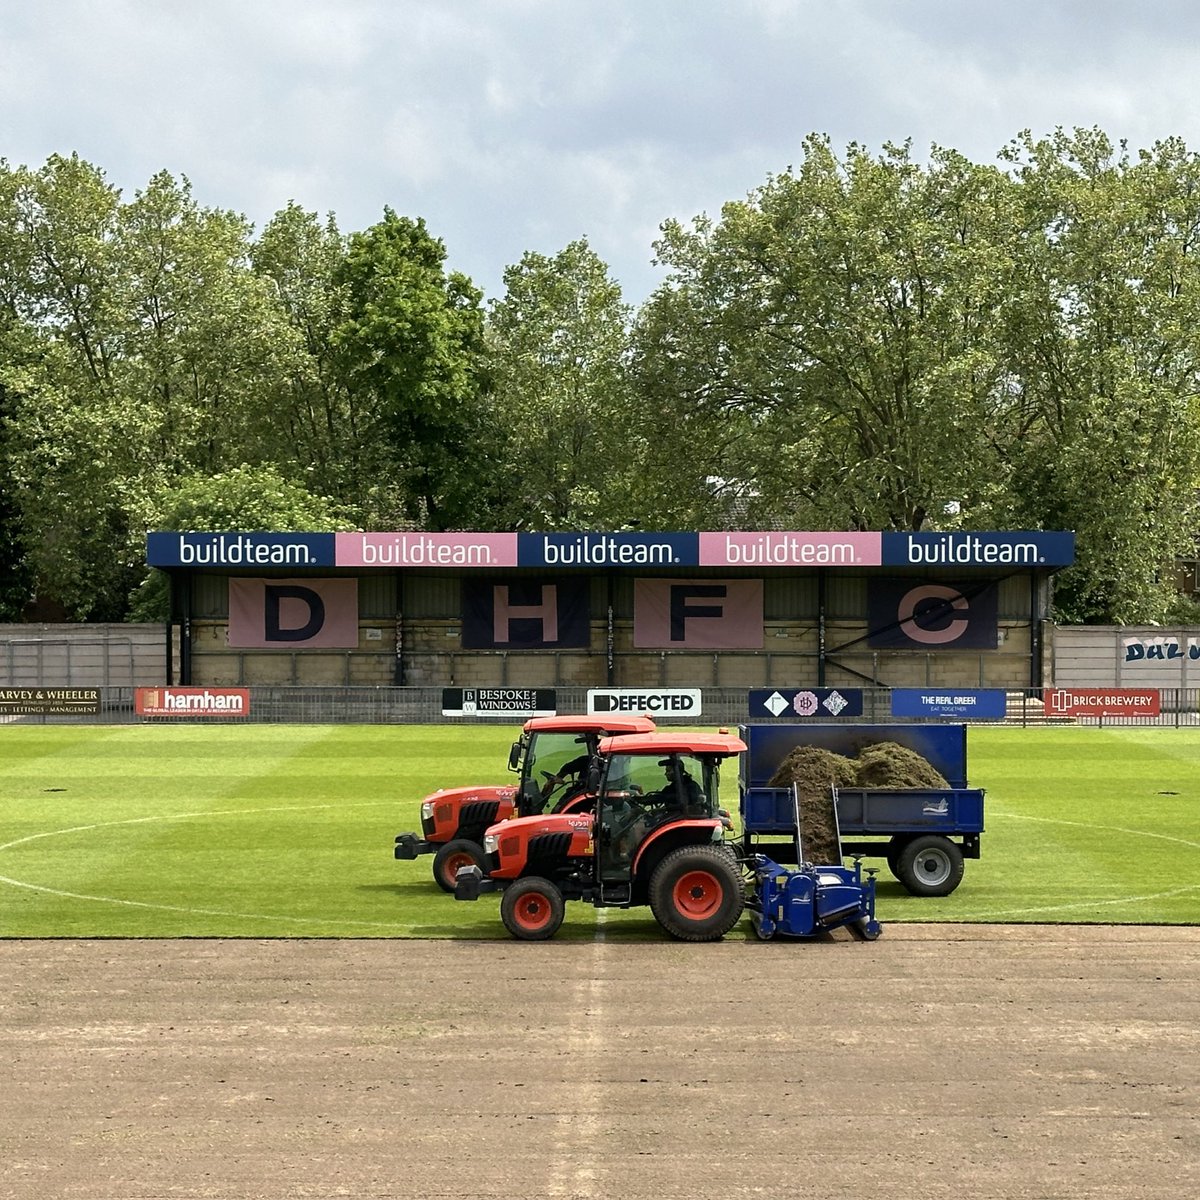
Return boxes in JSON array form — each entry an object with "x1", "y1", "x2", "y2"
[
  {"x1": 454, "y1": 730, "x2": 746, "y2": 941},
  {"x1": 394, "y1": 714, "x2": 655, "y2": 890}
]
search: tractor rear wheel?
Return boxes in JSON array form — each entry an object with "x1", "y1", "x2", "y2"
[
  {"x1": 500, "y1": 876, "x2": 565, "y2": 941},
  {"x1": 649, "y1": 845, "x2": 744, "y2": 942},
  {"x1": 432, "y1": 838, "x2": 486, "y2": 893},
  {"x1": 895, "y1": 835, "x2": 964, "y2": 897}
]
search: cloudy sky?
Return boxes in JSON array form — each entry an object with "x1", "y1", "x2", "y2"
[{"x1": 3, "y1": 1, "x2": 1200, "y2": 305}]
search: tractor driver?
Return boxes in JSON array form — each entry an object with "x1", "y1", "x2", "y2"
[
  {"x1": 540, "y1": 751, "x2": 591, "y2": 807},
  {"x1": 646, "y1": 758, "x2": 705, "y2": 813}
]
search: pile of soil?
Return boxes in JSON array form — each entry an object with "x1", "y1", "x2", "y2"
[
  {"x1": 766, "y1": 739, "x2": 950, "y2": 865},
  {"x1": 766, "y1": 746, "x2": 856, "y2": 865},
  {"x1": 854, "y1": 742, "x2": 950, "y2": 789}
]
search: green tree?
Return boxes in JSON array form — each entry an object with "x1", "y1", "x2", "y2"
[
  {"x1": 998, "y1": 129, "x2": 1200, "y2": 622},
  {"x1": 634, "y1": 136, "x2": 1021, "y2": 531},
  {"x1": 331, "y1": 209, "x2": 494, "y2": 529},
  {"x1": 1, "y1": 156, "x2": 311, "y2": 617},
  {"x1": 252, "y1": 204, "x2": 369, "y2": 506},
  {"x1": 129, "y1": 464, "x2": 350, "y2": 620},
  {"x1": 486, "y1": 238, "x2": 638, "y2": 528}
]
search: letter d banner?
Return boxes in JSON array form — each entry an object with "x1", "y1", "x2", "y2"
[{"x1": 228, "y1": 578, "x2": 359, "y2": 648}]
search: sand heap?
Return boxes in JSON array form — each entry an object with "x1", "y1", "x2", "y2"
[{"x1": 766, "y1": 741, "x2": 950, "y2": 865}]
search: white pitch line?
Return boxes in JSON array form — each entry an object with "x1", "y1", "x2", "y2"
[
  {"x1": 0, "y1": 800, "x2": 415, "y2": 930},
  {"x1": 948, "y1": 809, "x2": 1200, "y2": 920}
]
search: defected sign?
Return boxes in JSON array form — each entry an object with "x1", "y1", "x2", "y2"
[{"x1": 586, "y1": 688, "x2": 702, "y2": 716}]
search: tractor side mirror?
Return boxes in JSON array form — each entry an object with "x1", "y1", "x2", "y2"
[
  {"x1": 586, "y1": 763, "x2": 601, "y2": 793},
  {"x1": 508, "y1": 740, "x2": 522, "y2": 771}
]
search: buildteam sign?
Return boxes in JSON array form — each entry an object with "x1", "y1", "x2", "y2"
[{"x1": 147, "y1": 530, "x2": 1076, "y2": 570}]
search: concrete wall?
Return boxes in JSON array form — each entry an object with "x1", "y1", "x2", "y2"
[
  {"x1": 1053, "y1": 625, "x2": 1200, "y2": 688},
  {"x1": 0, "y1": 624, "x2": 173, "y2": 687}
]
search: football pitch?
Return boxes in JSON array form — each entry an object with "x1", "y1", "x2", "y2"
[{"x1": 1, "y1": 723, "x2": 1198, "y2": 938}]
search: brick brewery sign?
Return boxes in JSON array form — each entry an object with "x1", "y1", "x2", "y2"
[{"x1": 0, "y1": 688, "x2": 100, "y2": 715}]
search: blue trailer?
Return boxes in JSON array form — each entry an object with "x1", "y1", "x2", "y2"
[{"x1": 738, "y1": 724, "x2": 985, "y2": 896}]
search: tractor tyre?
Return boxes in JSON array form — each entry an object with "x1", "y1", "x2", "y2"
[
  {"x1": 649, "y1": 845, "x2": 745, "y2": 942},
  {"x1": 885, "y1": 836, "x2": 911, "y2": 881},
  {"x1": 500, "y1": 876, "x2": 565, "y2": 941},
  {"x1": 432, "y1": 838, "x2": 486, "y2": 893},
  {"x1": 895, "y1": 835, "x2": 964, "y2": 897}
]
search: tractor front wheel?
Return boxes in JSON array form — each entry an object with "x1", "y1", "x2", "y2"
[
  {"x1": 500, "y1": 876, "x2": 565, "y2": 940},
  {"x1": 432, "y1": 838, "x2": 486, "y2": 893},
  {"x1": 649, "y1": 845, "x2": 744, "y2": 942}
]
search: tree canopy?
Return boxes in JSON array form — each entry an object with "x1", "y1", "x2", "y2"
[{"x1": 2, "y1": 132, "x2": 1200, "y2": 624}]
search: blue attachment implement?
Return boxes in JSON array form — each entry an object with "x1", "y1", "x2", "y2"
[{"x1": 749, "y1": 855, "x2": 883, "y2": 941}]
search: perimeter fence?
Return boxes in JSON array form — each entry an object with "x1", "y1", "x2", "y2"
[{"x1": 4, "y1": 687, "x2": 1200, "y2": 727}]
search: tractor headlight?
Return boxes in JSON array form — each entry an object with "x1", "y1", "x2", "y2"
[
  {"x1": 483, "y1": 831, "x2": 500, "y2": 855},
  {"x1": 421, "y1": 801, "x2": 434, "y2": 821}
]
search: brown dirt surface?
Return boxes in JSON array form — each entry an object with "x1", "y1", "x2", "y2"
[{"x1": 2, "y1": 927, "x2": 1198, "y2": 1200}]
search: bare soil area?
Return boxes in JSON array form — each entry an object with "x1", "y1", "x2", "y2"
[{"x1": 2, "y1": 925, "x2": 1198, "y2": 1200}]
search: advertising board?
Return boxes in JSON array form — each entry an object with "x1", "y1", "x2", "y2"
[
  {"x1": 890, "y1": 688, "x2": 1008, "y2": 719},
  {"x1": 586, "y1": 688, "x2": 703, "y2": 716},
  {"x1": 1043, "y1": 688, "x2": 1161, "y2": 718},
  {"x1": 0, "y1": 688, "x2": 100, "y2": 715},
  {"x1": 441, "y1": 688, "x2": 557, "y2": 717},
  {"x1": 747, "y1": 688, "x2": 863, "y2": 719},
  {"x1": 135, "y1": 688, "x2": 250, "y2": 717}
]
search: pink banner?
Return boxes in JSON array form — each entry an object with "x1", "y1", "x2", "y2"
[
  {"x1": 335, "y1": 532, "x2": 518, "y2": 567},
  {"x1": 634, "y1": 579, "x2": 763, "y2": 648},
  {"x1": 699, "y1": 531, "x2": 882, "y2": 566},
  {"x1": 228, "y1": 578, "x2": 359, "y2": 648}
]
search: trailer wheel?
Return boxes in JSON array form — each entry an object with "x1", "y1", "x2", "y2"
[
  {"x1": 895, "y1": 835, "x2": 964, "y2": 897},
  {"x1": 432, "y1": 839, "x2": 486, "y2": 893},
  {"x1": 649, "y1": 845, "x2": 745, "y2": 942},
  {"x1": 500, "y1": 876, "x2": 565, "y2": 941},
  {"x1": 885, "y1": 836, "x2": 910, "y2": 880}
]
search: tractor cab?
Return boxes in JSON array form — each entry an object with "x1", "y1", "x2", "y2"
[
  {"x1": 592, "y1": 735, "x2": 732, "y2": 885},
  {"x1": 510, "y1": 715, "x2": 656, "y2": 817}
]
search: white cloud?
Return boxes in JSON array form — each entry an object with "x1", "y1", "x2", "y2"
[{"x1": 5, "y1": 0, "x2": 1200, "y2": 303}]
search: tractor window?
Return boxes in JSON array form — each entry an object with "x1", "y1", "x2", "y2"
[
  {"x1": 597, "y1": 753, "x2": 716, "y2": 880},
  {"x1": 525, "y1": 733, "x2": 593, "y2": 812}
]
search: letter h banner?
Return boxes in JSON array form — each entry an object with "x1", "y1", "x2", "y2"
[{"x1": 461, "y1": 579, "x2": 590, "y2": 649}]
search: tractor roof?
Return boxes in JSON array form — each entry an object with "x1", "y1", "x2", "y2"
[
  {"x1": 598, "y1": 731, "x2": 747, "y2": 757},
  {"x1": 523, "y1": 714, "x2": 656, "y2": 735}
]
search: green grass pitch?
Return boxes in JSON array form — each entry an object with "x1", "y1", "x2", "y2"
[{"x1": 1, "y1": 724, "x2": 1198, "y2": 938}]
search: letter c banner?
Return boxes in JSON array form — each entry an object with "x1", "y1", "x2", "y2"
[
  {"x1": 866, "y1": 578, "x2": 998, "y2": 649},
  {"x1": 897, "y1": 584, "x2": 969, "y2": 645}
]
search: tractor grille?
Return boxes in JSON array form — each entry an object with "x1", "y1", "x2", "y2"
[
  {"x1": 526, "y1": 831, "x2": 575, "y2": 867},
  {"x1": 459, "y1": 800, "x2": 500, "y2": 828}
]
